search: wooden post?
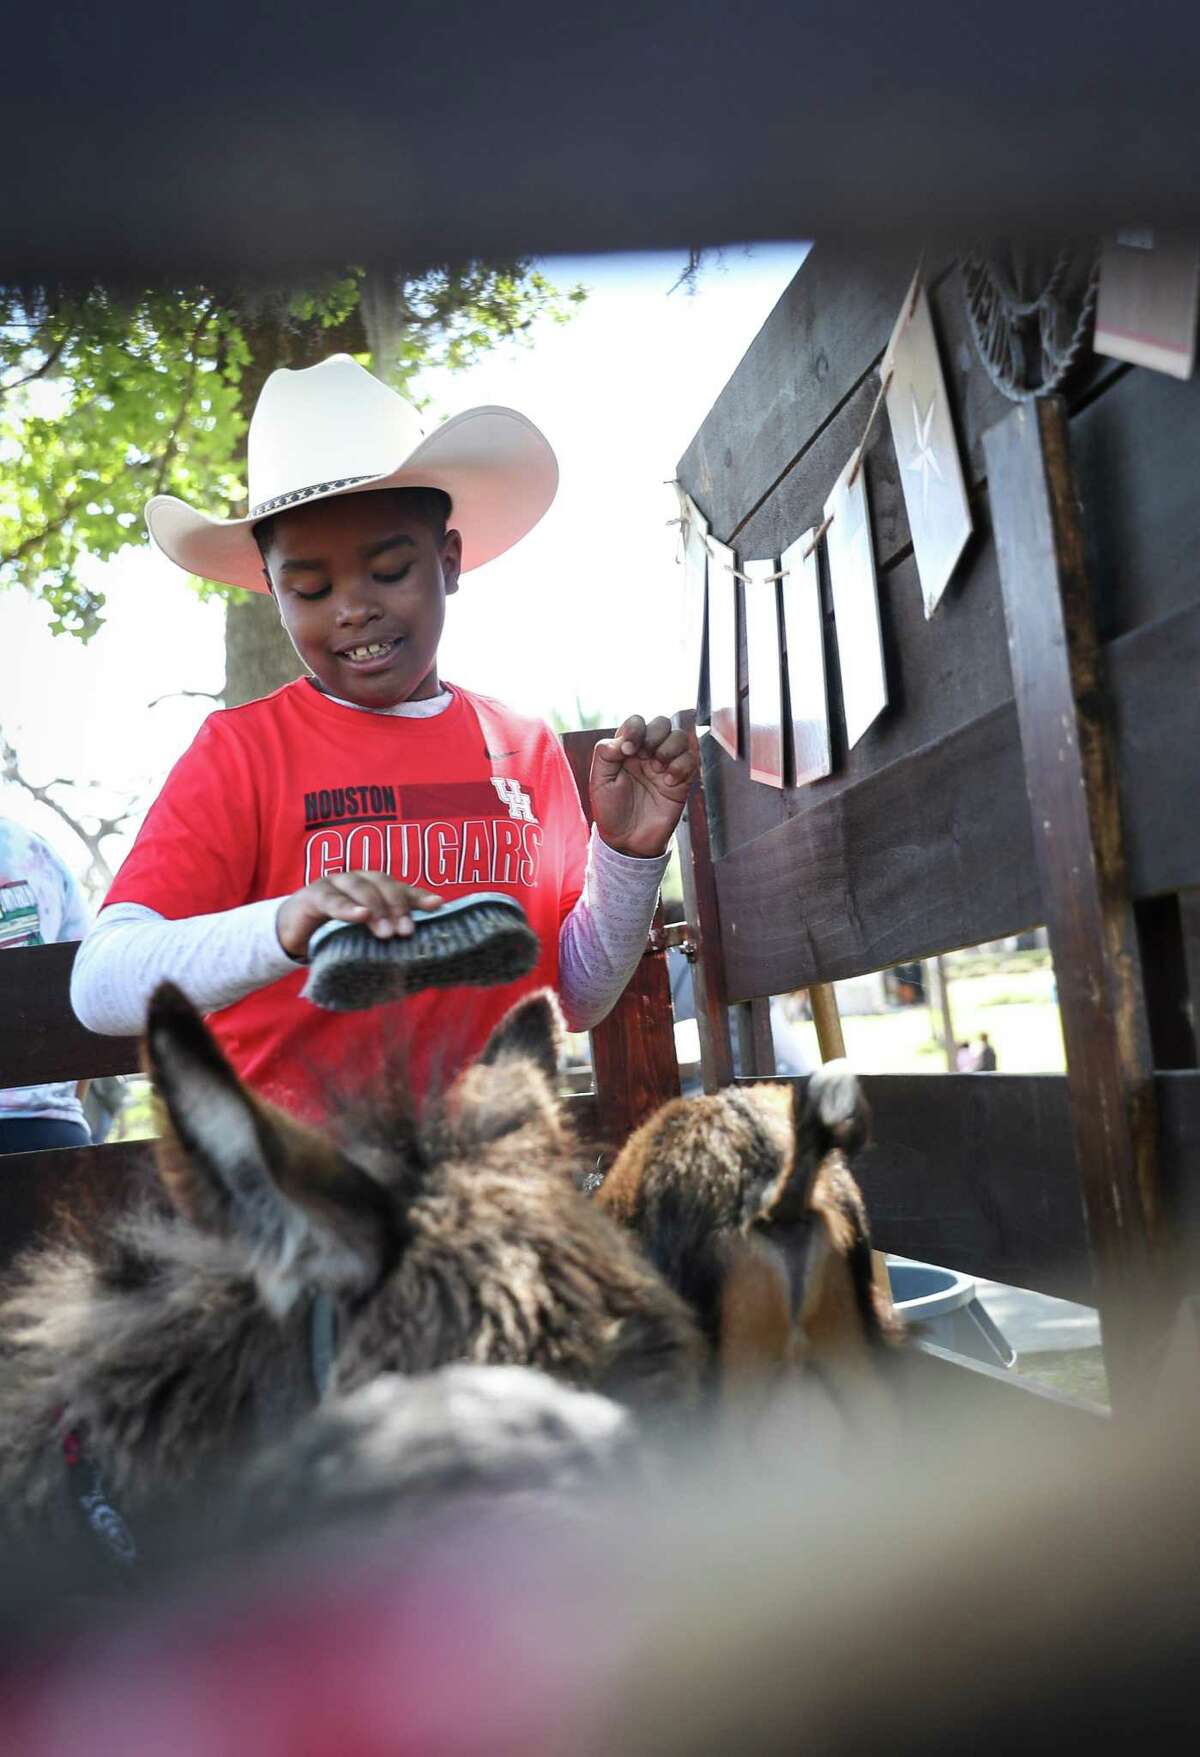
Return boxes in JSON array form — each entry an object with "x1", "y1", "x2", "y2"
[
  {"x1": 588, "y1": 896, "x2": 681, "y2": 1144},
  {"x1": 809, "y1": 983, "x2": 846, "y2": 1062},
  {"x1": 985, "y1": 396, "x2": 1166, "y2": 1415},
  {"x1": 674, "y1": 712, "x2": 735, "y2": 1092},
  {"x1": 1180, "y1": 889, "x2": 1200, "y2": 1052},
  {"x1": 733, "y1": 999, "x2": 775, "y2": 1076},
  {"x1": 560, "y1": 729, "x2": 681, "y2": 1146}
]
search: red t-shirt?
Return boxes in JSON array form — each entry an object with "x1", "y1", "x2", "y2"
[{"x1": 106, "y1": 681, "x2": 589, "y2": 1120}]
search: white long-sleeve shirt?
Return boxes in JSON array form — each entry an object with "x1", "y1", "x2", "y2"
[{"x1": 71, "y1": 826, "x2": 666, "y2": 1037}]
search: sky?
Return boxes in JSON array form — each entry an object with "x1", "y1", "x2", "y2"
[{"x1": 0, "y1": 243, "x2": 808, "y2": 887}]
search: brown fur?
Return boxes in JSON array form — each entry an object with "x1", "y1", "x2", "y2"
[
  {"x1": 597, "y1": 1065, "x2": 902, "y2": 1401},
  {"x1": 0, "y1": 987, "x2": 701, "y2": 1532}
]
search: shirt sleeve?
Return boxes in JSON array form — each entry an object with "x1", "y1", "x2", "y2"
[
  {"x1": 557, "y1": 829, "x2": 668, "y2": 1031},
  {"x1": 105, "y1": 714, "x2": 260, "y2": 918},
  {"x1": 544, "y1": 731, "x2": 590, "y2": 927},
  {"x1": 71, "y1": 899, "x2": 300, "y2": 1036}
]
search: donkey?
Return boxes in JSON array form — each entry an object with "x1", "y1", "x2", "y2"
[
  {"x1": 0, "y1": 982, "x2": 702, "y2": 1541},
  {"x1": 596, "y1": 1062, "x2": 903, "y2": 1424}
]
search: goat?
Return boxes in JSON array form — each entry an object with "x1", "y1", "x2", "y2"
[{"x1": 597, "y1": 1061, "x2": 903, "y2": 1423}]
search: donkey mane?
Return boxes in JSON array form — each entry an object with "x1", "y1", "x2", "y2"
[{"x1": 0, "y1": 1204, "x2": 313, "y2": 1528}]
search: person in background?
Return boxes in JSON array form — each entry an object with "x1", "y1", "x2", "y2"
[
  {"x1": 0, "y1": 819, "x2": 92, "y2": 1154},
  {"x1": 82, "y1": 1075, "x2": 127, "y2": 1144},
  {"x1": 975, "y1": 1031, "x2": 998, "y2": 1071},
  {"x1": 955, "y1": 1040, "x2": 974, "y2": 1071}
]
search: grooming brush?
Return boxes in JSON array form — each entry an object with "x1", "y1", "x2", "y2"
[{"x1": 301, "y1": 892, "x2": 541, "y2": 1012}]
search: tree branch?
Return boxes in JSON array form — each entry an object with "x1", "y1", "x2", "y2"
[
  {"x1": 0, "y1": 332, "x2": 69, "y2": 400},
  {"x1": 151, "y1": 302, "x2": 222, "y2": 496},
  {"x1": 0, "y1": 499, "x2": 80, "y2": 571},
  {"x1": 1, "y1": 730, "x2": 139, "y2": 894},
  {"x1": 147, "y1": 688, "x2": 221, "y2": 709}
]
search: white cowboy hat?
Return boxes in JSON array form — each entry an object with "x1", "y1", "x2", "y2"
[{"x1": 144, "y1": 354, "x2": 558, "y2": 592}]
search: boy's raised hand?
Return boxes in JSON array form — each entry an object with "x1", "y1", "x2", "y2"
[
  {"x1": 589, "y1": 714, "x2": 698, "y2": 859},
  {"x1": 277, "y1": 874, "x2": 443, "y2": 962}
]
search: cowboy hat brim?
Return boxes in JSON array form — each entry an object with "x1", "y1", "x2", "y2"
[{"x1": 144, "y1": 405, "x2": 558, "y2": 591}]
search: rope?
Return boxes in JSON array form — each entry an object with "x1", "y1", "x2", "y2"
[
  {"x1": 846, "y1": 366, "x2": 894, "y2": 489},
  {"x1": 673, "y1": 262, "x2": 918, "y2": 570},
  {"x1": 725, "y1": 563, "x2": 788, "y2": 584},
  {"x1": 802, "y1": 512, "x2": 835, "y2": 561}
]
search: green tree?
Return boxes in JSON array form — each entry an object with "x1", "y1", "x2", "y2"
[{"x1": 1, "y1": 265, "x2": 584, "y2": 703}]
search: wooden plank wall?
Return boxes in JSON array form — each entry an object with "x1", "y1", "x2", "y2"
[
  {"x1": 1, "y1": 942, "x2": 141, "y2": 1086},
  {"x1": 677, "y1": 242, "x2": 1200, "y2": 1309},
  {"x1": 743, "y1": 1070, "x2": 1200, "y2": 1307},
  {"x1": 678, "y1": 247, "x2": 1200, "y2": 997}
]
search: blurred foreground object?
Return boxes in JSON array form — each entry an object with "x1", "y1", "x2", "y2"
[
  {"x1": 1, "y1": 1364, "x2": 1197, "y2": 1754},
  {"x1": 7, "y1": 2, "x2": 1200, "y2": 277}
]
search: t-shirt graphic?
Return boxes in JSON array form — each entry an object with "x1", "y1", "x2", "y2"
[
  {"x1": 300, "y1": 775, "x2": 544, "y2": 892},
  {"x1": 105, "y1": 682, "x2": 590, "y2": 1120},
  {"x1": 0, "y1": 880, "x2": 44, "y2": 948}
]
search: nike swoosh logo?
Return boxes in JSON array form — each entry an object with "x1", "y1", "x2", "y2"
[{"x1": 487, "y1": 750, "x2": 518, "y2": 760}]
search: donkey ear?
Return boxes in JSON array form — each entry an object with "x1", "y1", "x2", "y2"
[
  {"x1": 143, "y1": 983, "x2": 391, "y2": 1308},
  {"x1": 477, "y1": 989, "x2": 564, "y2": 1080},
  {"x1": 447, "y1": 991, "x2": 566, "y2": 1148}
]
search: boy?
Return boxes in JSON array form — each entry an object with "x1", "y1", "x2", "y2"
[{"x1": 72, "y1": 355, "x2": 696, "y2": 1120}]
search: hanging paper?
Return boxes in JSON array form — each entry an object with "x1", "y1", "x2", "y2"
[
  {"x1": 779, "y1": 531, "x2": 832, "y2": 787},
  {"x1": 706, "y1": 537, "x2": 739, "y2": 760},
  {"x1": 676, "y1": 488, "x2": 710, "y2": 722},
  {"x1": 882, "y1": 272, "x2": 973, "y2": 618},
  {"x1": 824, "y1": 456, "x2": 887, "y2": 750},
  {"x1": 1095, "y1": 230, "x2": 1199, "y2": 379},
  {"x1": 743, "y1": 558, "x2": 785, "y2": 787}
]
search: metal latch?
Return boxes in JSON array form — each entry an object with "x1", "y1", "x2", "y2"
[{"x1": 646, "y1": 921, "x2": 698, "y2": 960}]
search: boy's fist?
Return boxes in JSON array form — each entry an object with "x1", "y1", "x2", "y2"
[
  {"x1": 276, "y1": 874, "x2": 443, "y2": 962},
  {"x1": 590, "y1": 714, "x2": 698, "y2": 859}
]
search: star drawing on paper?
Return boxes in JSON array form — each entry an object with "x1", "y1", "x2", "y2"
[{"x1": 907, "y1": 390, "x2": 944, "y2": 515}]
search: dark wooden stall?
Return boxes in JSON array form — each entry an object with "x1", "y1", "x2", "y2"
[{"x1": 674, "y1": 242, "x2": 1200, "y2": 1417}]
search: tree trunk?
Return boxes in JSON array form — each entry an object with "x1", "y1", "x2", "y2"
[
  {"x1": 221, "y1": 300, "x2": 369, "y2": 707},
  {"x1": 223, "y1": 594, "x2": 305, "y2": 708},
  {"x1": 926, "y1": 955, "x2": 957, "y2": 1071}
]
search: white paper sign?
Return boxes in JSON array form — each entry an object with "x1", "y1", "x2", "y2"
[
  {"x1": 1095, "y1": 231, "x2": 1199, "y2": 380},
  {"x1": 676, "y1": 488, "x2": 710, "y2": 721},
  {"x1": 824, "y1": 457, "x2": 887, "y2": 749},
  {"x1": 743, "y1": 558, "x2": 785, "y2": 787},
  {"x1": 706, "y1": 537, "x2": 739, "y2": 760},
  {"x1": 882, "y1": 273, "x2": 973, "y2": 618},
  {"x1": 779, "y1": 531, "x2": 832, "y2": 787}
]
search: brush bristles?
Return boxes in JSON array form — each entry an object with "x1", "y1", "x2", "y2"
[{"x1": 302, "y1": 898, "x2": 541, "y2": 1013}]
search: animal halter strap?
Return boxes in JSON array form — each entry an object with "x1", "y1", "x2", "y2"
[
  {"x1": 58, "y1": 1296, "x2": 338, "y2": 1575},
  {"x1": 309, "y1": 1290, "x2": 339, "y2": 1400},
  {"x1": 60, "y1": 1423, "x2": 138, "y2": 1572}
]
